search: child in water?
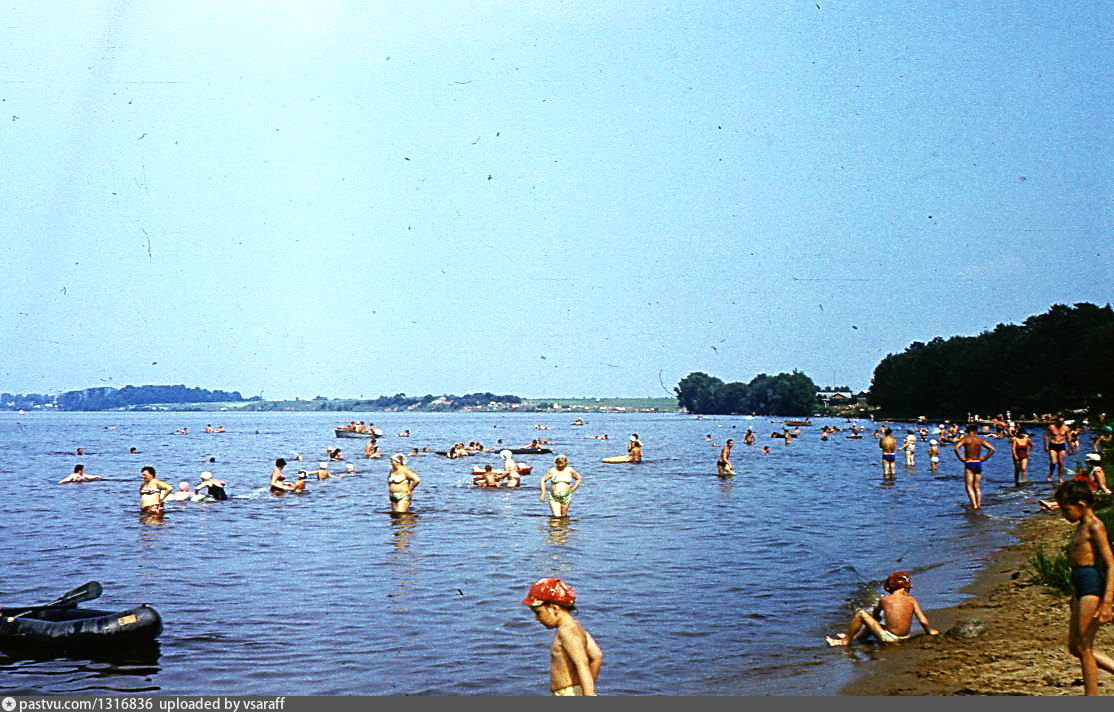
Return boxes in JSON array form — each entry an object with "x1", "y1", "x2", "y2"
[
  {"x1": 1055, "y1": 480, "x2": 1114, "y2": 695},
  {"x1": 522, "y1": 578, "x2": 603, "y2": 696},
  {"x1": 825, "y1": 571, "x2": 939, "y2": 647}
]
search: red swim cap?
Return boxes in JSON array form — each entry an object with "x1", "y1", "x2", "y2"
[
  {"x1": 521, "y1": 577, "x2": 577, "y2": 608},
  {"x1": 884, "y1": 571, "x2": 912, "y2": 592}
]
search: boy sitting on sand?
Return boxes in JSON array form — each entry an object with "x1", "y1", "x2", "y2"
[
  {"x1": 1055, "y1": 480, "x2": 1114, "y2": 696},
  {"x1": 522, "y1": 577, "x2": 603, "y2": 696},
  {"x1": 826, "y1": 571, "x2": 939, "y2": 646}
]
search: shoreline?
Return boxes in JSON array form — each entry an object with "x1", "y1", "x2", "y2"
[{"x1": 841, "y1": 508, "x2": 1114, "y2": 696}]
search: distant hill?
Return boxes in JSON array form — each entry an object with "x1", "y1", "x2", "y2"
[{"x1": 1, "y1": 385, "x2": 251, "y2": 411}]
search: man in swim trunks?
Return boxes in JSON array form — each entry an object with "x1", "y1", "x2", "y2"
[
  {"x1": 954, "y1": 423, "x2": 996, "y2": 511},
  {"x1": 826, "y1": 571, "x2": 939, "y2": 647},
  {"x1": 1054, "y1": 481, "x2": 1114, "y2": 695},
  {"x1": 879, "y1": 428, "x2": 898, "y2": 479},
  {"x1": 1046, "y1": 417, "x2": 1072, "y2": 484},
  {"x1": 522, "y1": 577, "x2": 602, "y2": 695},
  {"x1": 717, "y1": 439, "x2": 735, "y2": 476}
]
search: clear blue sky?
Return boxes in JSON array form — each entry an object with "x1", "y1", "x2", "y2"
[{"x1": 1, "y1": 1, "x2": 1110, "y2": 399}]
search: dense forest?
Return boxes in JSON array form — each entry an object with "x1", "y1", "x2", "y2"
[
  {"x1": 868, "y1": 303, "x2": 1114, "y2": 418},
  {"x1": 674, "y1": 371, "x2": 819, "y2": 415}
]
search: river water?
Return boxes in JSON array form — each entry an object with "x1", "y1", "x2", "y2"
[{"x1": 0, "y1": 411, "x2": 1071, "y2": 695}]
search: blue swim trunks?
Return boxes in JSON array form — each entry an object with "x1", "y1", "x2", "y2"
[
  {"x1": 1072, "y1": 566, "x2": 1107, "y2": 600},
  {"x1": 882, "y1": 453, "x2": 896, "y2": 463},
  {"x1": 964, "y1": 460, "x2": 983, "y2": 474}
]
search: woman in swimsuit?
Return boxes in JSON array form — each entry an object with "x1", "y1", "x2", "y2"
[
  {"x1": 540, "y1": 454, "x2": 582, "y2": 517},
  {"x1": 138, "y1": 466, "x2": 172, "y2": 514},
  {"x1": 627, "y1": 434, "x2": 643, "y2": 463},
  {"x1": 270, "y1": 458, "x2": 300, "y2": 493},
  {"x1": 387, "y1": 454, "x2": 421, "y2": 513},
  {"x1": 500, "y1": 449, "x2": 521, "y2": 488},
  {"x1": 1010, "y1": 428, "x2": 1034, "y2": 485}
]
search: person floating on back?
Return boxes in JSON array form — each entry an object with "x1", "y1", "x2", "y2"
[
  {"x1": 1054, "y1": 480, "x2": 1114, "y2": 695},
  {"x1": 825, "y1": 571, "x2": 939, "y2": 647},
  {"x1": 522, "y1": 577, "x2": 602, "y2": 696}
]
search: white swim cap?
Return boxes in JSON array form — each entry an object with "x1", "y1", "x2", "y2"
[
  {"x1": 319, "y1": 462, "x2": 328, "y2": 469},
  {"x1": 200, "y1": 471, "x2": 213, "y2": 480},
  {"x1": 391, "y1": 453, "x2": 407, "y2": 465},
  {"x1": 178, "y1": 481, "x2": 190, "y2": 490},
  {"x1": 346, "y1": 463, "x2": 355, "y2": 471},
  {"x1": 929, "y1": 440, "x2": 937, "y2": 445},
  {"x1": 500, "y1": 449, "x2": 512, "y2": 459}
]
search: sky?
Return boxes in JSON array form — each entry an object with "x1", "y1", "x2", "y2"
[{"x1": 1, "y1": 1, "x2": 1110, "y2": 399}]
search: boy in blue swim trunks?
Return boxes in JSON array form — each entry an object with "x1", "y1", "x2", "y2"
[
  {"x1": 953, "y1": 424, "x2": 995, "y2": 511},
  {"x1": 1055, "y1": 480, "x2": 1114, "y2": 695}
]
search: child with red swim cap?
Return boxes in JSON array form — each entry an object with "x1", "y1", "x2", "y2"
[
  {"x1": 825, "y1": 570, "x2": 939, "y2": 647},
  {"x1": 522, "y1": 578, "x2": 603, "y2": 695}
]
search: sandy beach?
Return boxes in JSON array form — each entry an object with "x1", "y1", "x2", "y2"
[{"x1": 843, "y1": 508, "x2": 1114, "y2": 696}]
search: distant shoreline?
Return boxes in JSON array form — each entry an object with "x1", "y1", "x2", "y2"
[{"x1": 1, "y1": 396, "x2": 680, "y2": 414}]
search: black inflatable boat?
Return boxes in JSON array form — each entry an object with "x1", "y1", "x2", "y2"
[{"x1": 0, "y1": 604, "x2": 162, "y2": 651}]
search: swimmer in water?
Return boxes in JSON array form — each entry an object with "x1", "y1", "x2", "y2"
[
  {"x1": 540, "y1": 454, "x2": 582, "y2": 517},
  {"x1": 387, "y1": 454, "x2": 420, "y2": 513},
  {"x1": 717, "y1": 439, "x2": 735, "y2": 476},
  {"x1": 195, "y1": 471, "x2": 228, "y2": 500},
  {"x1": 164, "y1": 481, "x2": 194, "y2": 502},
  {"x1": 59, "y1": 464, "x2": 102, "y2": 484},
  {"x1": 138, "y1": 466, "x2": 172, "y2": 514},
  {"x1": 270, "y1": 458, "x2": 300, "y2": 493},
  {"x1": 954, "y1": 423, "x2": 996, "y2": 511}
]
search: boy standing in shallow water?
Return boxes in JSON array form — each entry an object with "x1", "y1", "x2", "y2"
[
  {"x1": 825, "y1": 571, "x2": 939, "y2": 647},
  {"x1": 1055, "y1": 481, "x2": 1114, "y2": 696},
  {"x1": 522, "y1": 578, "x2": 603, "y2": 696}
]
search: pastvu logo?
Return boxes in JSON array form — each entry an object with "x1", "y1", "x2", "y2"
[{"x1": 2, "y1": 696, "x2": 15, "y2": 712}]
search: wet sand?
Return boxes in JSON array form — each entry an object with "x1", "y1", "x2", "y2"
[{"x1": 842, "y1": 510, "x2": 1114, "y2": 696}]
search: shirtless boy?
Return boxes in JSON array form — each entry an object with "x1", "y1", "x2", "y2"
[
  {"x1": 1046, "y1": 417, "x2": 1072, "y2": 484},
  {"x1": 954, "y1": 424, "x2": 996, "y2": 510},
  {"x1": 522, "y1": 577, "x2": 602, "y2": 696},
  {"x1": 879, "y1": 428, "x2": 898, "y2": 479},
  {"x1": 717, "y1": 439, "x2": 735, "y2": 476},
  {"x1": 1055, "y1": 481, "x2": 1114, "y2": 695},
  {"x1": 826, "y1": 571, "x2": 939, "y2": 647}
]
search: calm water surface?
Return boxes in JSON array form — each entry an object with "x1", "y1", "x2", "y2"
[{"x1": 0, "y1": 412, "x2": 1069, "y2": 694}]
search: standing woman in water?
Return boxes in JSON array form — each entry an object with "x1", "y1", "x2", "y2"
[
  {"x1": 138, "y1": 466, "x2": 172, "y2": 514},
  {"x1": 540, "y1": 454, "x2": 582, "y2": 517},
  {"x1": 387, "y1": 453, "x2": 421, "y2": 513}
]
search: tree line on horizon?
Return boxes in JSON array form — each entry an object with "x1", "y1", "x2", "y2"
[
  {"x1": 868, "y1": 302, "x2": 1114, "y2": 418},
  {"x1": 674, "y1": 371, "x2": 819, "y2": 416}
]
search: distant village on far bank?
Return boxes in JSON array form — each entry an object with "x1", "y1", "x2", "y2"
[{"x1": 0, "y1": 385, "x2": 869, "y2": 416}]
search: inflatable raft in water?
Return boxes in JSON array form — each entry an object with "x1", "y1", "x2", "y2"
[{"x1": 0, "y1": 604, "x2": 162, "y2": 651}]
